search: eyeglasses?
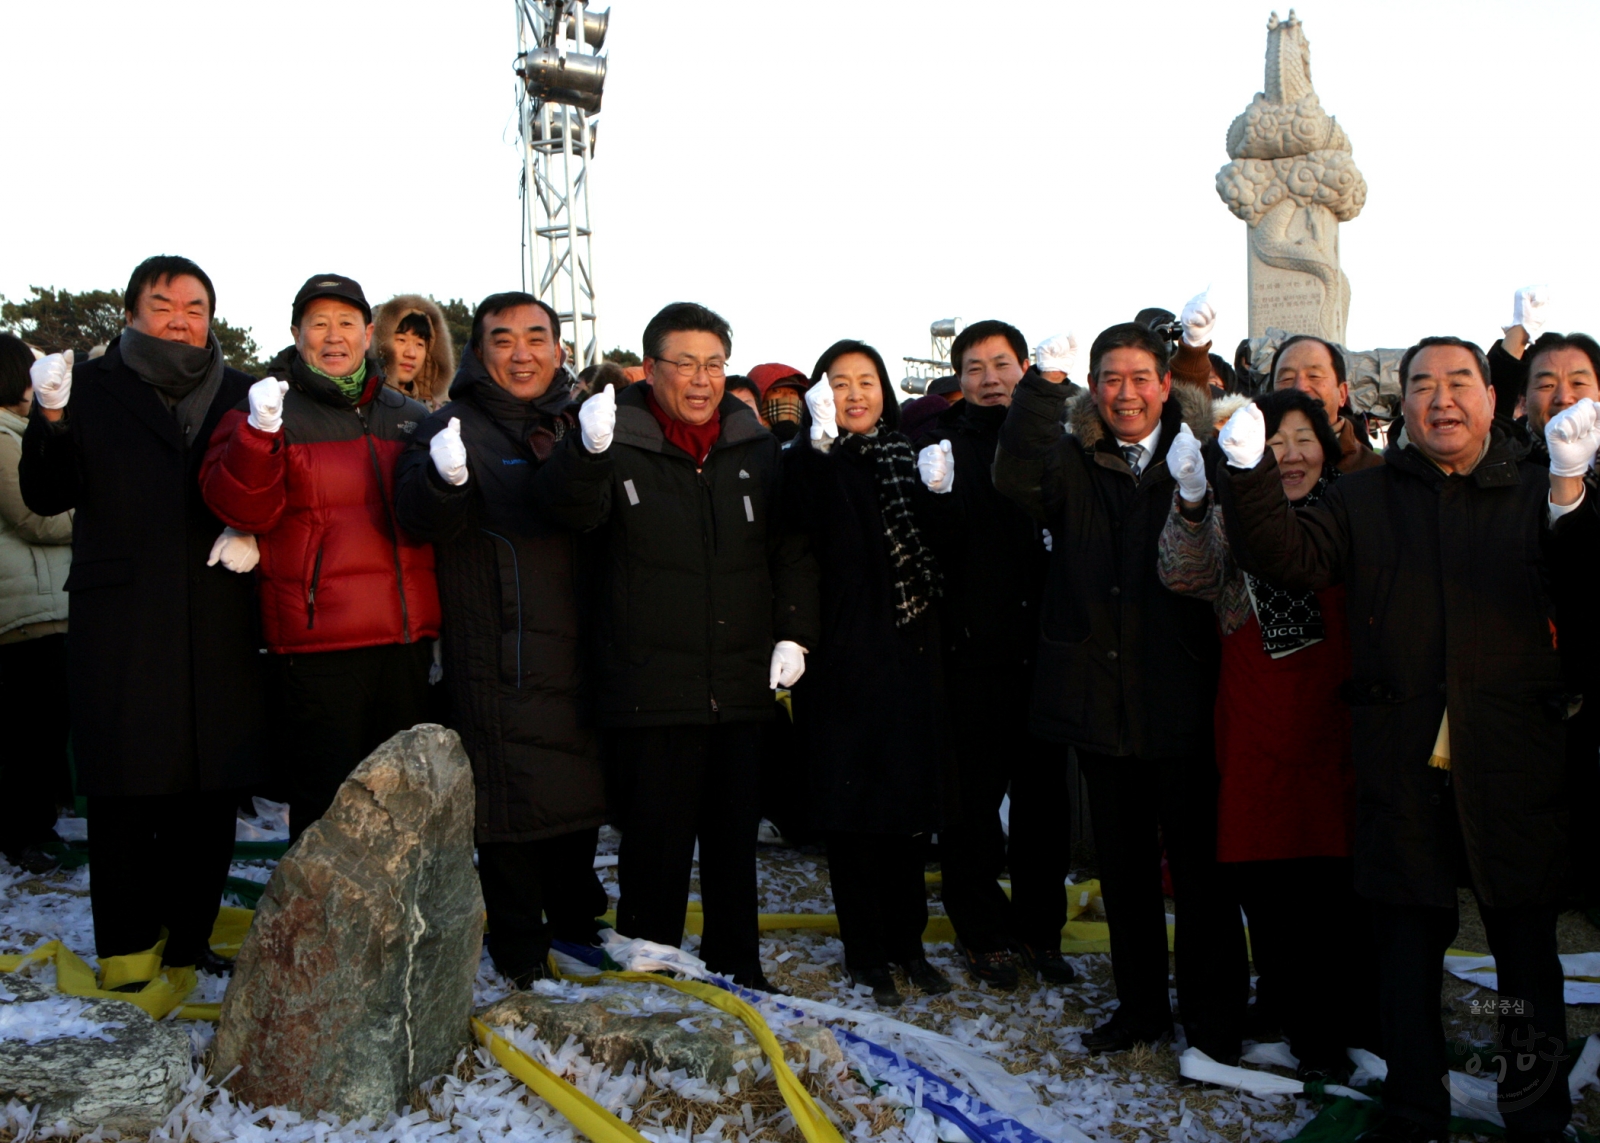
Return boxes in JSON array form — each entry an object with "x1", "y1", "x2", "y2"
[{"x1": 656, "y1": 357, "x2": 727, "y2": 380}]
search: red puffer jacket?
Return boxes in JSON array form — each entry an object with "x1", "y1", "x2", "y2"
[{"x1": 200, "y1": 352, "x2": 441, "y2": 654}]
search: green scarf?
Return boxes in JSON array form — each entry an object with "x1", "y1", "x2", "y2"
[{"x1": 305, "y1": 357, "x2": 368, "y2": 400}]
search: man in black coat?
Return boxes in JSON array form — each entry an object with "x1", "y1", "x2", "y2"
[
  {"x1": 20, "y1": 255, "x2": 266, "y2": 981},
  {"x1": 394, "y1": 292, "x2": 608, "y2": 987},
  {"x1": 534, "y1": 302, "x2": 818, "y2": 990},
  {"x1": 910, "y1": 320, "x2": 1069, "y2": 991},
  {"x1": 1215, "y1": 337, "x2": 1600, "y2": 1143},
  {"x1": 993, "y1": 321, "x2": 1248, "y2": 1061}
]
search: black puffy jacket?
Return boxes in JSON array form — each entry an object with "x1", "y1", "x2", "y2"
[{"x1": 533, "y1": 384, "x2": 818, "y2": 727}]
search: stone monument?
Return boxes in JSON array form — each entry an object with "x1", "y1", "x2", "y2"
[{"x1": 1216, "y1": 10, "x2": 1367, "y2": 342}]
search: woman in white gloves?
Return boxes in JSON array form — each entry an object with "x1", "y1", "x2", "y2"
[
  {"x1": 781, "y1": 339, "x2": 952, "y2": 1006},
  {"x1": 1156, "y1": 387, "x2": 1370, "y2": 1080}
]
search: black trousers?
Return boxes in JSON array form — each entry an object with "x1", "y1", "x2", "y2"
[
  {"x1": 1374, "y1": 897, "x2": 1569, "y2": 1134},
  {"x1": 610, "y1": 722, "x2": 764, "y2": 980},
  {"x1": 275, "y1": 642, "x2": 433, "y2": 839},
  {"x1": 1079, "y1": 751, "x2": 1249, "y2": 1059},
  {"x1": 826, "y1": 831, "x2": 929, "y2": 971},
  {"x1": 478, "y1": 827, "x2": 608, "y2": 982},
  {"x1": 941, "y1": 717, "x2": 1071, "y2": 954},
  {"x1": 0, "y1": 634, "x2": 72, "y2": 853},
  {"x1": 87, "y1": 790, "x2": 239, "y2": 968},
  {"x1": 1231, "y1": 856, "x2": 1379, "y2": 1069}
]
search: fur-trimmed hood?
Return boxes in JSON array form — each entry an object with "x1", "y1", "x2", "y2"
[
  {"x1": 372, "y1": 294, "x2": 456, "y2": 408},
  {"x1": 1065, "y1": 381, "x2": 1215, "y2": 451}
]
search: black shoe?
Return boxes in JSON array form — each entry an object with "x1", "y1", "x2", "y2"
[
  {"x1": 195, "y1": 950, "x2": 235, "y2": 977},
  {"x1": 957, "y1": 942, "x2": 1020, "y2": 990},
  {"x1": 897, "y1": 957, "x2": 952, "y2": 996},
  {"x1": 502, "y1": 950, "x2": 553, "y2": 989},
  {"x1": 1080, "y1": 1015, "x2": 1172, "y2": 1055},
  {"x1": 849, "y1": 966, "x2": 903, "y2": 1007},
  {"x1": 730, "y1": 970, "x2": 786, "y2": 996},
  {"x1": 1296, "y1": 1060, "x2": 1352, "y2": 1086},
  {"x1": 3, "y1": 846, "x2": 61, "y2": 876},
  {"x1": 1356, "y1": 1114, "x2": 1445, "y2": 1143},
  {"x1": 1017, "y1": 941, "x2": 1078, "y2": 985}
]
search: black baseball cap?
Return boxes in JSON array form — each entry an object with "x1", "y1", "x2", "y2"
[
  {"x1": 292, "y1": 273, "x2": 371, "y2": 326},
  {"x1": 928, "y1": 374, "x2": 960, "y2": 397}
]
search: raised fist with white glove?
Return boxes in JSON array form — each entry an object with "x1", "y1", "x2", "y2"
[
  {"x1": 769, "y1": 639, "x2": 807, "y2": 689},
  {"x1": 579, "y1": 385, "x2": 615, "y2": 454},
  {"x1": 30, "y1": 350, "x2": 73, "y2": 412},
  {"x1": 917, "y1": 439, "x2": 954, "y2": 493},
  {"x1": 1218, "y1": 401, "x2": 1267, "y2": 469},
  {"x1": 1180, "y1": 290, "x2": 1217, "y2": 348},
  {"x1": 430, "y1": 417, "x2": 469, "y2": 487},
  {"x1": 247, "y1": 378, "x2": 290, "y2": 433},
  {"x1": 1545, "y1": 397, "x2": 1600, "y2": 478},
  {"x1": 1509, "y1": 284, "x2": 1551, "y2": 343},
  {"x1": 805, "y1": 378, "x2": 838, "y2": 444},
  {"x1": 206, "y1": 527, "x2": 260, "y2": 574},
  {"x1": 1167, "y1": 423, "x2": 1208, "y2": 504},
  {"x1": 1034, "y1": 333, "x2": 1079, "y2": 380}
]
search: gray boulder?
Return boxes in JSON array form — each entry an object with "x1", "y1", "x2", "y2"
[
  {"x1": 213, "y1": 726, "x2": 485, "y2": 1119},
  {"x1": 0, "y1": 973, "x2": 190, "y2": 1134}
]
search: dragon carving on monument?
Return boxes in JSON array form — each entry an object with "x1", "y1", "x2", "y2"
[{"x1": 1216, "y1": 10, "x2": 1366, "y2": 339}]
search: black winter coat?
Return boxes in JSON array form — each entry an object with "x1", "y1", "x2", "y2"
[
  {"x1": 533, "y1": 384, "x2": 819, "y2": 727},
  {"x1": 992, "y1": 371, "x2": 1220, "y2": 757},
  {"x1": 911, "y1": 400, "x2": 1048, "y2": 713},
  {"x1": 782, "y1": 435, "x2": 944, "y2": 835},
  {"x1": 1215, "y1": 429, "x2": 1593, "y2": 909},
  {"x1": 394, "y1": 360, "x2": 604, "y2": 844},
  {"x1": 19, "y1": 340, "x2": 267, "y2": 796}
]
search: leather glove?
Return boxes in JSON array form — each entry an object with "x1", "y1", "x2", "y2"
[
  {"x1": 430, "y1": 417, "x2": 469, "y2": 486},
  {"x1": 769, "y1": 640, "x2": 807, "y2": 688},
  {"x1": 206, "y1": 527, "x2": 260, "y2": 573},
  {"x1": 1168, "y1": 423, "x2": 1208, "y2": 502},
  {"x1": 30, "y1": 350, "x2": 73, "y2": 410},
  {"x1": 1218, "y1": 402, "x2": 1267, "y2": 469},
  {"x1": 579, "y1": 385, "x2": 616, "y2": 453},
  {"x1": 805, "y1": 378, "x2": 838, "y2": 443},
  {"x1": 247, "y1": 379, "x2": 290, "y2": 433},
  {"x1": 917, "y1": 439, "x2": 954, "y2": 493},
  {"x1": 1509, "y1": 284, "x2": 1551, "y2": 342},
  {"x1": 1180, "y1": 290, "x2": 1217, "y2": 348},
  {"x1": 1545, "y1": 398, "x2": 1600, "y2": 478}
]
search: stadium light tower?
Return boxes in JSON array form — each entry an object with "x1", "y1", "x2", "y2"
[{"x1": 514, "y1": 1, "x2": 610, "y2": 368}]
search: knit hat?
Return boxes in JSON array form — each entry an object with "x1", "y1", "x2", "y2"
[{"x1": 749, "y1": 362, "x2": 808, "y2": 397}]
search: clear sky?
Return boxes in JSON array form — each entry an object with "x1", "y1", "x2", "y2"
[{"x1": 4, "y1": 0, "x2": 1596, "y2": 384}]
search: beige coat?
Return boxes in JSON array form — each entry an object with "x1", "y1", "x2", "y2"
[
  {"x1": 0, "y1": 408, "x2": 71, "y2": 641},
  {"x1": 372, "y1": 294, "x2": 457, "y2": 408}
]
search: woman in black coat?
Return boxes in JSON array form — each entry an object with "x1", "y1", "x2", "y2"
[
  {"x1": 394, "y1": 319, "x2": 607, "y2": 988},
  {"x1": 783, "y1": 339, "x2": 952, "y2": 1006}
]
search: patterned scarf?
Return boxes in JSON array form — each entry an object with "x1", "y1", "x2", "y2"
[
  {"x1": 1242, "y1": 472, "x2": 1336, "y2": 658},
  {"x1": 838, "y1": 430, "x2": 943, "y2": 627}
]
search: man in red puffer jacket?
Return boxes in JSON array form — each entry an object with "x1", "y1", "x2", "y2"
[{"x1": 202, "y1": 273, "x2": 440, "y2": 838}]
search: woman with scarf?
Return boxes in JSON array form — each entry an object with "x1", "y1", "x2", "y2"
[
  {"x1": 1157, "y1": 386, "x2": 1369, "y2": 1079},
  {"x1": 783, "y1": 339, "x2": 952, "y2": 1006},
  {"x1": 394, "y1": 292, "x2": 607, "y2": 986}
]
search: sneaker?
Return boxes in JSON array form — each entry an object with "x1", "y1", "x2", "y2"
[
  {"x1": 849, "y1": 966, "x2": 904, "y2": 1007},
  {"x1": 956, "y1": 941, "x2": 1021, "y2": 990},
  {"x1": 1017, "y1": 941, "x2": 1078, "y2": 985},
  {"x1": 897, "y1": 957, "x2": 953, "y2": 996}
]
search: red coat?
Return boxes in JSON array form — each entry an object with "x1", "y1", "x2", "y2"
[
  {"x1": 200, "y1": 358, "x2": 440, "y2": 655},
  {"x1": 1213, "y1": 585, "x2": 1355, "y2": 862}
]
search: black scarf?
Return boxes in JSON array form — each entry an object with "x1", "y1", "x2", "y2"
[
  {"x1": 837, "y1": 430, "x2": 943, "y2": 627},
  {"x1": 1242, "y1": 472, "x2": 1337, "y2": 657},
  {"x1": 118, "y1": 327, "x2": 225, "y2": 446},
  {"x1": 449, "y1": 349, "x2": 573, "y2": 460}
]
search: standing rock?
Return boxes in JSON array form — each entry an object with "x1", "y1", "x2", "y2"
[
  {"x1": 213, "y1": 726, "x2": 485, "y2": 1119},
  {"x1": 0, "y1": 973, "x2": 190, "y2": 1134}
]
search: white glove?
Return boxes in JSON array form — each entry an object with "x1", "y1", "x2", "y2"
[
  {"x1": 1508, "y1": 284, "x2": 1551, "y2": 342},
  {"x1": 805, "y1": 378, "x2": 838, "y2": 442},
  {"x1": 1041, "y1": 528, "x2": 1053, "y2": 552},
  {"x1": 30, "y1": 350, "x2": 73, "y2": 410},
  {"x1": 247, "y1": 378, "x2": 290, "y2": 433},
  {"x1": 579, "y1": 384, "x2": 615, "y2": 453},
  {"x1": 1034, "y1": 333, "x2": 1079, "y2": 377},
  {"x1": 206, "y1": 527, "x2": 260, "y2": 574},
  {"x1": 1545, "y1": 398, "x2": 1600, "y2": 478},
  {"x1": 1168, "y1": 423, "x2": 1208, "y2": 502},
  {"x1": 1218, "y1": 402, "x2": 1267, "y2": 469},
  {"x1": 430, "y1": 417, "x2": 469, "y2": 486},
  {"x1": 1180, "y1": 290, "x2": 1217, "y2": 348},
  {"x1": 769, "y1": 640, "x2": 807, "y2": 688},
  {"x1": 917, "y1": 439, "x2": 955, "y2": 493}
]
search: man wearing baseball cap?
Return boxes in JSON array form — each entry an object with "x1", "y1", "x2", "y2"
[{"x1": 201, "y1": 273, "x2": 441, "y2": 838}]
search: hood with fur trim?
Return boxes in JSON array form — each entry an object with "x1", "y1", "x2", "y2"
[
  {"x1": 373, "y1": 294, "x2": 456, "y2": 408},
  {"x1": 1065, "y1": 380, "x2": 1215, "y2": 451}
]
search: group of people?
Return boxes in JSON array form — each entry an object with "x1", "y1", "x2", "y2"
[{"x1": 3, "y1": 253, "x2": 1597, "y2": 1143}]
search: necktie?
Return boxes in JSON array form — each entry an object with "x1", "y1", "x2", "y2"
[{"x1": 1120, "y1": 444, "x2": 1143, "y2": 475}]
